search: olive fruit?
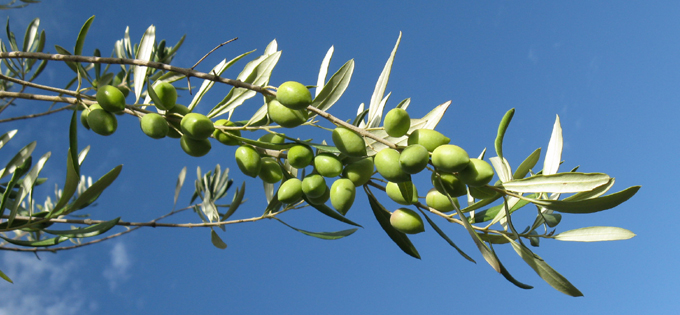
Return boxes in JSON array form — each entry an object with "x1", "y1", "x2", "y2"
[
  {"x1": 180, "y1": 135, "x2": 211, "y2": 157},
  {"x1": 374, "y1": 148, "x2": 410, "y2": 182},
  {"x1": 267, "y1": 99, "x2": 309, "y2": 128},
  {"x1": 390, "y1": 208, "x2": 425, "y2": 234},
  {"x1": 314, "y1": 153, "x2": 343, "y2": 178},
  {"x1": 153, "y1": 81, "x2": 177, "y2": 110},
  {"x1": 301, "y1": 174, "x2": 327, "y2": 198},
  {"x1": 276, "y1": 81, "x2": 312, "y2": 110},
  {"x1": 181, "y1": 113, "x2": 215, "y2": 140},
  {"x1": 96, "y1": 85, "x2": 126, "y2": 114},
  {"x1": 306, "y1": 185, "x2": 330, "y2": 205},
  {"x1": 425, "y1": 189, "x2": 459, "y2": 212},
  {"x1": 383, "y1": 108, "x2": 410, "y2": 137},
  {"x1": 341, "y1": 157, "x2": 374, "y2": 186},
  {"x1": 259, "y1": 157, "x2": 283, "y2": 183},
  {"x1": 399, "y1": 144, "x2": 430, "y2": 174},
  {"x1": 80, "y1": 104, "x2": 102, "y2": 130},
  {"x1": 332, "y1": 127, "x2": 367, "y2": 157},
  {"x1": 278, "y1": 178, "x2": 303, "y2": 204},
  {"x1": 235, "y1": 145, "x2": 262, "y2": 178},
  {"x1": 386, "y1": 181, "x2": 418, "y2": 205},
  {"x1": 431, "y1": 144, "x2": 470, "y2": 173},
  {"x1": 213, "y1": 119, "x2": 241, "y2": 146},
  {"x1": 87, "y1": 107, "x2": 118, "y2": 136},
  {"x1": 458, "y1": 158, "x2": 494, "y2": 187},
  {"x1": 139, "y1": 113, "x2": 169, "y2": 139},
  {"x1": 166, "y1": 104, "x2": 190, "y2": 138},
  {"x1": 258, "y1": 133, "x2": 286, "y2": 144},
  {"x1": 431, "y1": 172, "x2": 467, "y2": 197},
  {"x1": 407, "y1": 129, "x2": 450, "y2": 152},
  {"x1": 330, "y1": 178, "x2": 355, "y2": 215},
  {"x1": 288, "y1": 145, "x2": 314, "y2": 168}
]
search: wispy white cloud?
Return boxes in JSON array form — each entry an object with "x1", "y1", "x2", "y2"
[
  {"x1": 103, "y1": 241, "x2": 131, "y2": 291},
  {"x1": 0, "y1": 252, "x2": 87, "y2": 315}
]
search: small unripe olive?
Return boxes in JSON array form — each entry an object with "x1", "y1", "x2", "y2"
[
  {"x1": 153, "y1": 81, "x2": 177, "y2": 110},
  {"x1": 390, "y1": 208, "x2": 425, "y2": 234},
  {"x1": 288, "y1": 145, "x2": 314, "y2": 168},
  {"x1": 87, "y1": 107, "x2": 117, "y2": 136},
  {"x1": 431, "y1": 144, "x2": 470, "y2": 173},
  {"x1": 267, "y1": 99, "x2": 309, "y2": 128},
  {"x1": 278, "y1": 178, "x2": 303, "y2": 204},
  {"x1": 140, "y1": 113, "x2": 169, "y2": 139},
  {"x1": 276, "y1": 81, "x2": 312, "y2": 110},
  {"x1": 258, "y1": 133, "x2": 286, "y2": 144},
  {"x1": 181, "y1": 113, "x2": 214, "y2": 140},
  {"x1": 80, "y1": 105, "x2": 94, "y2": 130},
  {"x1": 96, "y1": 85, "x2": 126, "y2": 114},
  {"x1": 314, "y1": 153, "x2": 343, "y2": 178},
  {"x1": 213, "y1": 119, "x2": 241, "y2": 146},
  {"x1": 383, "y1": 108, "x2": 410, "y2": 137},
  {"x1": 431, "y1": 172, "x2": 467, "y2": 197},
  {"x1": 259, "y1": 157, "x2": 283, "y2": 184},
  {"x1": 330, "y1": 178, "x2": 355, "y2": 215},
  {"x1": 399, "y1": 144, "x2": 430, "y2": 174},
  {"x1": 302, "y1": 174, "x2": 327, "y2": 198},
  {"x1": 386, "y1": 181, "x2": 418, "y2": 205},
  {"x1": 425, "y1": 188, "x2": 459, "y2": 212},
  {"x1": 306, "y1": 185, "x2": 330, "y2": 205},
  {"x1": 332, "y1": 127, "x2": 367, "y2": 157},
  {"x1": 165, "y1": 104, "x2": 190, "y2": 138},
  {"x1": 341, "y1": 157, "x2": 374, "y2": 186},
  {"x1": 407, "y1": 129, "x2": 450, "y2": 152},
  {"x1": 235, "y1": 145, "x2": 261, "y2": 178},
  {"x1": 458, "y1": 158, "x2": 494, "y2": 187},
  {"x1": 374, "y1": 148, "x2": 410, "y2": 183},
  {"x1": 180, "y1": 135, "x2": 211, "y2": 157}
]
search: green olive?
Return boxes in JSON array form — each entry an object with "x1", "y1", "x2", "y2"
[
  {"x1": 278, "y1": 178, "x2": 303, "y2": 204},
  {"x1": 399, "y1": 144, "x2": 430, "y2": 174},
  {"x1": 180, "y1": 113, "x2": 215, "y2": 140},
  {"x1": 425, "y1": 188, "x2": 459, "y2": 212},
  {"x1": 341, "y1": 157, "x2": 374, "y2": 186},
  {"x1": 180, "y1": 135, "x2": 211, "y2": 157},
  {"x1": 165, "y1": 104, "x2": 190, "y2": 139},
  {"x1": 276, "y1": 81, "x2": 312, "y2": 110},
  {"x1": 153, "y1": 81, "x2": 177, "y2": 110},
  {"x1": 330, "y1": 178, "x2": 355, "y2": 215},
  {"x1": 332, "y1": 127, "x2": 367, "y2": 157},
  {"x1": 96, "y1": 85, "x2": 126, "y2": 114},
  {"x1": 213, "y1": 119, "x2": 241, "y2": 146},
  {"x1": 374, "y1": 148, "x2": 410, "y2": 183},
  {"x1": 140, "y1": 113, "x2": 169, "y2": 139},
  {"x1": 287, "y1": 145, "x2": 314, "y2": 168},
  {"x1": 407, "y1": 129, "x2": 450, "y2": 152},
  {"x1": 306, "y1": 185, "x2": 330, "y2": 205},
  {"x1": 458, "y1": 158, "x2": 494, "y2": 187},
  {"x1": 390, "y1": 208, "x2": 425, "y2": 234},
  {"x1": 302, "y1": 174, "x2": 327, "y2": 198},
  {"x1": 383, "y1": 108, "x2": 410, "y2": 138},
  {"x1": 87, "y1": 107, "x2": 117, "y2": 136},
  {"x1": 431, "y1": 144, "x2": 470, "y2": 173},
  {"x1": 267, "y1": 99, "x2": 309, "y2": 128},
  {"x1": 386, "y1": 181, "x2": 418, "y2": 205},
  {"x1": 431, "y1": 172, "x2": 467, "y2": 197},
  {"x1": 314, "y1": 153, "x2": 343, "y2": 178},
  {"x1": 258, "y1": 157, "x2": 283, "y2": 184},
  {"x1": 235, "y1": 145, "x2": 261, "y2": 178},
  {"x1": 258, "y1": 133, "x2": 286, "y2": 144}
]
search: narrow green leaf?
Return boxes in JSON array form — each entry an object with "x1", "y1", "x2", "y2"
[
  {"x1": 489, "y1": 156, "x2": 512, "y2": 183},
  {"x1": 396, "y1": 97, "x2": 411, "y2": 110},
  {"x1": 222, "y1": 181, "x2": 245, "y2": 221},
  {"x1": 160, "y1": 34, "x2": 185, "y2": 63},
  {"x1": 544, "y1": 115, "x2": 563, "y2": 176},
  {"x1": 190, "y1": 51, "x2": 253, "y2": 112},
  {"x1": 68, "y1": 109, "x2": 79, "y2": 174},
  {"x1": 563, "y1": 178, "x2": 615, "y2": 201},
  {"x1": 495, "y1": 108, "x2": 515, "y2": 160},
  {"x1": 0, "y1": 269, "x2": 12, "y2": 283},
  {"x1": 53, "y1": 45, "x2": 78, "y2": 73},
  {"x1": 21, "y1": 17, "x2": 39, "y2": 52},
  {"x1": 133, "y1": 25, "x2": 155, "y2": 103},
  {"x1": 6, "y1": 17, "x2": 18, "y2": 52},
  {"x1": 44, "y1": 217, "x2": 120, "y2": 238},
  {"x1": 210, "y1": 229, "x2": 227, "y2": 249},
  {"x1": 554, "y1": 226, "x2": 635, "y2": 242},
  {"x1": 526, "y1": 186, "x2": 640, "y2": 214},
  {"x1": 50, "y1": 149, "x2": 79, "y2": 214},
  {"x1": 315, "y1": 46, "x2": 334, "y2": 97},
  {"x1": 0, "y1": 156, "x2": 30, "y2": 219},
  {"x1": 174, "y1": 166, "x2": 186, "y2": 208},
  {"x1": 0, "y1": 129, "x2": 17, "y2": 150},
  {"x1": 509, "y1": 239, "x2": 583, "y2": 296},
  {"x1": 302, "y1": 195, "x2": 362, "y2": 228},
  {"x1": 0, "y1": 235, "x2": 69, "y2": 247},
  {"x1": 501, "y1": 173, "x2": 610, "y2": 194},
  {"x1": 309, "y1": 59, "x2": 354, "y2": 117},
  {"x1": 367, "y1": 32, "x2": 401, "y2": 128},
  {"x1": 513, "y1": 148, "x2": 541, "y2": 179},
  {"x1": 0, "y1": 140, "x2": 35, "y2": 180},
  {"x1": 74, "y1": 15, "x2": 94, "y2": 56},
  {"x1": 60, "y1": 165, "x2": 122, "y2": 215},
  {"x1": 490, "y1": 244, "x2": 534, "y2": 289},
  {"x1": 9, "y1": 152, "x2": 50, "y2": 224},
  {"x1": 275, "y1": 218, "x2": 357, "y2": 240},
  {"x1": 418, "y1": 208, "x2": 475, "y2": 263},
  {"x1": 365, "y1": 187, "x2": 420, "y2": 259}
]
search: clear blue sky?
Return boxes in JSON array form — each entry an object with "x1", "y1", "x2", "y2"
[{"x1": 2, "y1": 1, "x2": 678, "y2": 314}]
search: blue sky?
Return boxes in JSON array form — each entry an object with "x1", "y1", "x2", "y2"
[{"x1": 1, "y1": 1, "x2": 679, "y2": 314}]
